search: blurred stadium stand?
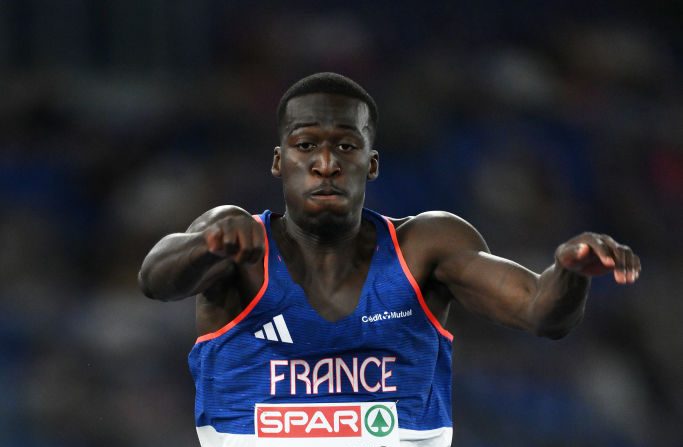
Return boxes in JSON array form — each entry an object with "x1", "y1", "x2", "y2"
[{"x1": 0, "y1": 1, "x2": 681, "y2": 446}]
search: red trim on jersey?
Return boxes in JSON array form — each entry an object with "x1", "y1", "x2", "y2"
[
  {"x1": 195, "y1": 215, "x2": 270, "y2": 344},
  {"x1": 383, "y1": 217, "x2": 454, "y2": 342}
]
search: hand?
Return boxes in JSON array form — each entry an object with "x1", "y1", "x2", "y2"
[
  {"x1": 555, "y1": 233, "x2": 641, "y2": 284},
  {"x1": 202, "y1": 215, "x2": 265, "y2": 265}
]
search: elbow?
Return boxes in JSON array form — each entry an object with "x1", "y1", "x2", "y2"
[
  {"x1": 536, "y1": 327, "x2": 571, "y2": 340},
  {"x1": 534, "y1": 313, "x2": 584, "y2": 340},
  {"x1": 137, "y1": 267, "x2": 156, "y2": 300},
  {"x1": 137, "y1": 263, "x2": 167, "y2": 301},
  {"x1": 137, "y1": 262, "x2": 188, "y2": 302}
]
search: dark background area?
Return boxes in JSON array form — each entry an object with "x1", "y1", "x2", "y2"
[{"x1": 1, "y1": 1, "x2": 681, "y2": 446}]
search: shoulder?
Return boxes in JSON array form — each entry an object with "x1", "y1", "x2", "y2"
[
  {"x1": 186, "y1": 205, "x2": 253, "y2": 232},
  {"x1": 388, "y1": 211, "x2": 489, "y2": 254}
]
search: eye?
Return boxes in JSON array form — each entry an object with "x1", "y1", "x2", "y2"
[
  {"x1": 295, "y1": 142, "x2": 316, "y2": 151},
  {"x1": 338, "y1": 143, "x2": 357, "y2": 152}
]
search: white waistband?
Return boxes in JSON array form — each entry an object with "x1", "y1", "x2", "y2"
[{"x1": 196, "y1": 425, "x2": 453, "y2": 447}]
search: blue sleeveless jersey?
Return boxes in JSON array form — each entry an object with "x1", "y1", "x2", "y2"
[{"x1": 188, "y1": 209, "x2": 453, "y2": 446}]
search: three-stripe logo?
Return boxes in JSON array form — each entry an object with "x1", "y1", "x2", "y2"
[{"x1": 254, "y1": 314, "x2": 293, "y2": 343}]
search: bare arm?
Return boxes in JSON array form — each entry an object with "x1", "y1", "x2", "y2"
[
  {"x1": 138, "y1": 205, "x2": 264, "y2": 301},
  {"x1": 401, "y1": 212, "x2": 641, "y2": 339}
]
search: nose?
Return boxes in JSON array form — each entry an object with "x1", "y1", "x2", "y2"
[{"x1": 311, "y1": 145, "x2": 341, "y2": 177}]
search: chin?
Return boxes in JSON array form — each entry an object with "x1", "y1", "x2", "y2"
[
  {"x1": 305, "y1": 203, "x2": 350, "y2": 220},
  {"x1": 302, "y1": 203, "x2": 358, "y2": 231}
]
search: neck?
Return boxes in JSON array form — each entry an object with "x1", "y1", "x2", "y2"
[
  {"x1": 273, "y1": 207, "x2": 376, "y2": 290},
  {"x1": 280, "y1": 209, "x2": 363, "y2": 252}
]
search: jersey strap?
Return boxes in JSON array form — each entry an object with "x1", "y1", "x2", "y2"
[{"x1": 383, "y1": 217, "x2": 454, "y2": 342}]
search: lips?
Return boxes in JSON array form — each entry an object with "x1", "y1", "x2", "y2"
[{"x1": 309, "y1": 185, "x2": 345, "y2": 197}]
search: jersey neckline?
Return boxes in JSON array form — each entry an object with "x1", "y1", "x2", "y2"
[{"x1": 263, "y1": 208, "x2": 385, "y2": 325}]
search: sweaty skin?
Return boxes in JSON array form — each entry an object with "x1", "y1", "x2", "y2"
[{"x1": 138, "y1": 93, "x2": 641, "y2": 339}]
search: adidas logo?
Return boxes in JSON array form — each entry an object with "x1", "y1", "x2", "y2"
[{"x1": 254, "y1": 314, "x2": 293, "y2": 343}]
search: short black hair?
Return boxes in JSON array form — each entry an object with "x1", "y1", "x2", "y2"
[{"x1": 277, "y1": 72, "x2": 378, "y2": 143}]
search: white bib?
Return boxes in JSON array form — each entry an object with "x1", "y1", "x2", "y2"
[{"x1": 254, "y1": 402, "x2": 401, "y2": 447}]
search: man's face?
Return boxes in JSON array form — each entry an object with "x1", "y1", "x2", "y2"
[{"x1": 272, "y1": 93, "x2": 379, "y2": 226}]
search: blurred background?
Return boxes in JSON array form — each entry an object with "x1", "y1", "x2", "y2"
[{"x1": 1, "y1": 1, "x2": 682, "y2": 446}]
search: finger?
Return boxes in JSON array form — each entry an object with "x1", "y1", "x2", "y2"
[
  {"x1": 606, "y1": 236, "x2": 626, "y2": 271},
  {"x1": 205, "y1": 227, "x2": 226, "y2": 256},
  {"x1": 600, "y1": 236, "x2": 627, "y2": 283},
  {"x1": 247, "y1": 223, "x2": 265, "y2": 264},
  {"x1": 585, "y1": 236, "x2": 615, "y2": 268},
  {"x1": 622, "y1": 248, "x2": 635, "y2": 283},
  {"x1": 629, "y1": 252, "x2": 641, "y2": 281},
  {"x1": 222, "y1": 225, "x2": 240, "y2": 257},
  {"x1": 232, "y1": 227, "x2": 252, "y2": 264},
  {"x1": 575, "y1": 243, "x2": 590, "y2": 259},
  {"x1": 240, "y1": 218, "x2": 268, "y2": 265}
]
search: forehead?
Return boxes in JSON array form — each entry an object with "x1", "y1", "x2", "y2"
[{"x1": 283, "y1": 93, "x2": 370, "y2": 132}]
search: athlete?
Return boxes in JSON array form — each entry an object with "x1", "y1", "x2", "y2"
[{"x1": 138, "y1": 73, "x2": 641, "y2": 447}]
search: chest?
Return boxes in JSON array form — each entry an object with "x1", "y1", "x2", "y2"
[
  {"x1": 259, "y1": 236, "x2": 411, "y2": 327},
  {"x1": 273, "y1": 225, "x2": 378, "y2": 323},
  {"x1": 290, "y1": 259, "x2": 372, "y2": 322}
]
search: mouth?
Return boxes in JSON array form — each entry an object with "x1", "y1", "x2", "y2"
[{"x1": 308, "y1": 185, "x2": 346, "y2": 198}]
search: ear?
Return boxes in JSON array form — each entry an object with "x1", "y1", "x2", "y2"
[
  {"x1": 367, "y1": 149, "x2": 379, "y2": 181},
  {"x1": 271, "y1": 146, "x2": 282, "y2": 178}
]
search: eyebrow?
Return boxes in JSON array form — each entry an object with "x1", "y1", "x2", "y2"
[
  {"x1": 288, "y1": 122, "x2": 363, "y2": 136},
  {"x1": 288, "y1": 122, "x2": 318, "y2": 134}
]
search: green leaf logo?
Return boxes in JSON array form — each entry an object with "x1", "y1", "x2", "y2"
[{"x1": 364, "y1": 404, "x2": 395, "y2": 437}]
